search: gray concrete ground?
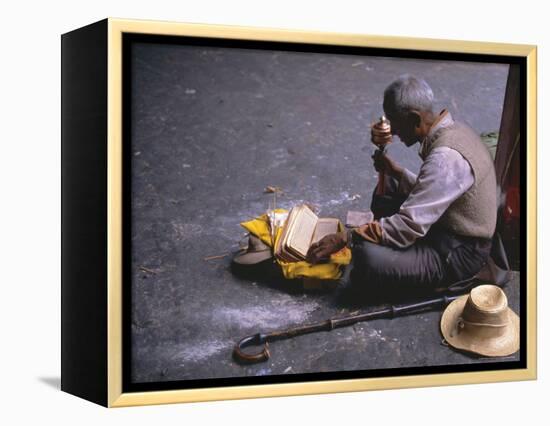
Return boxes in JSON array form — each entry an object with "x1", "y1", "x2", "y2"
[{"x1": 129, "y1": 41, "x2": 517, "y2": 383}]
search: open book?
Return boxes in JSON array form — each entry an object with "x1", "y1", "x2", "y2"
[{"x1": 274, "y1": 204, "x2": 340, "y2": 262}]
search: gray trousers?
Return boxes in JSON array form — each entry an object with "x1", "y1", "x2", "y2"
[{"x1": 347, "y1": 180, "x2": 492, "y2": 298}]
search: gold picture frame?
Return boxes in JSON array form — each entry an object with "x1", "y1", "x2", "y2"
[{"x1": 61, "y1": 17, "x2": 537, "y2": 408}]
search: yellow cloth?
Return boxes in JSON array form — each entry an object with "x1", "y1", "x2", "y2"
[{"x1": 240, "y1": 209, "x2": 351, "y2": 280}]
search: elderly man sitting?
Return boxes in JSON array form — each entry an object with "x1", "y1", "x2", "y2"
[{"x1": 306, "y1": 75, "x2": 497, "y2": 295}]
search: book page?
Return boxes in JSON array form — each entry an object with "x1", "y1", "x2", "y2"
[
  {"x1": 311, "y1": 218, "x2": 339, "y2": 244},
  {"x1": 275, "y1": 206, "x2": 307, "y2": 262},
  {"x1": 285, "y1": 205, "x2": 304, "y2": 248},
  {"x1": 275, "y1": 207, "x2": 298, "y2": 258},
  {"x1": 287, "y1": 205, "x2": 318, "y2": 257}
]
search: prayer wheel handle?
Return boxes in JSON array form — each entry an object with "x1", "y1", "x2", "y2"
[{"x1": 371, "y1": 116, "x2": 392, "y2": 195}]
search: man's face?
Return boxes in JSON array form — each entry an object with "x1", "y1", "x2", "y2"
[{"x1": 385, "y1": 112, "x2": 419, "y2": 147}]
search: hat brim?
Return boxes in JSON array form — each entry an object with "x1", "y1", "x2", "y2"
[
  {"x1": 232, "y1": 249, "x2": 272, "y2": 265},
  {"x1": 440, "y1": 295, "x2": 520, "y2": 357}
]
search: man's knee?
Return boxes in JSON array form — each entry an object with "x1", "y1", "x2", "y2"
[
  {"x1": 349, "y1": 240, "x2": 401, "y2": 296},
  {"x1": 352, "y1": 240, "x2": 386, "y2": 275}
]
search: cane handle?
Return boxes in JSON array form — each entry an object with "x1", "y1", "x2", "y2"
[{"x1": 233, "y1": 333, "x2": 270, "y2": 363}]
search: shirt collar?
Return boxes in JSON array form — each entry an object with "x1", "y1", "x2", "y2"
[{"x1": 419, "y1": 109, "x2": 455, "y2": 159}]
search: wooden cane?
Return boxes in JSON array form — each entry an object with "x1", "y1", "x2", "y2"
[{"x1": 233, "y1": 294, "x2": 459, "y2": 363}]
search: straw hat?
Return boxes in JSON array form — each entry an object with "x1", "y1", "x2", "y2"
[
  {"x1": 233, "y1": 234, "x2": 272, "y2": 265},
  {"x1": 440, "y1": 284, "x2": 519, "y2": 357}
]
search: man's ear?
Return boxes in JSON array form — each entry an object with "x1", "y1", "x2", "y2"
[{"x1": 407, "y1": 110, "x2": 422, "y2": 129}]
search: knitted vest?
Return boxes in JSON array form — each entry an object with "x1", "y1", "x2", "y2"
[{"x1": 426, "y1": 122, "x2": 497, "y2": 239}]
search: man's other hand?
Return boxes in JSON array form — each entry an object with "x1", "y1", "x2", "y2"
[
  {"x1": 306, "y1": 231, "x2": 348, "y2": 264},
  {"x1": 372, "y1": 150, "x2": 404, "y2": 180}
]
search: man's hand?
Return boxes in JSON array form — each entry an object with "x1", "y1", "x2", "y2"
[
  {"x1": 306, "y1": 231, "x2": 348, "y2": 264},
  {"x1": 354, "y1": 222, "x2": 383, "y2": 244},
  {"x1": 372, "y1": 150, "x2": 404, "y2": 180}
]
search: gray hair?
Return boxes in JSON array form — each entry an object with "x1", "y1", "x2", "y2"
[{"x1": 383, "y1": 74, "x2": 434, "y2": 118}]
